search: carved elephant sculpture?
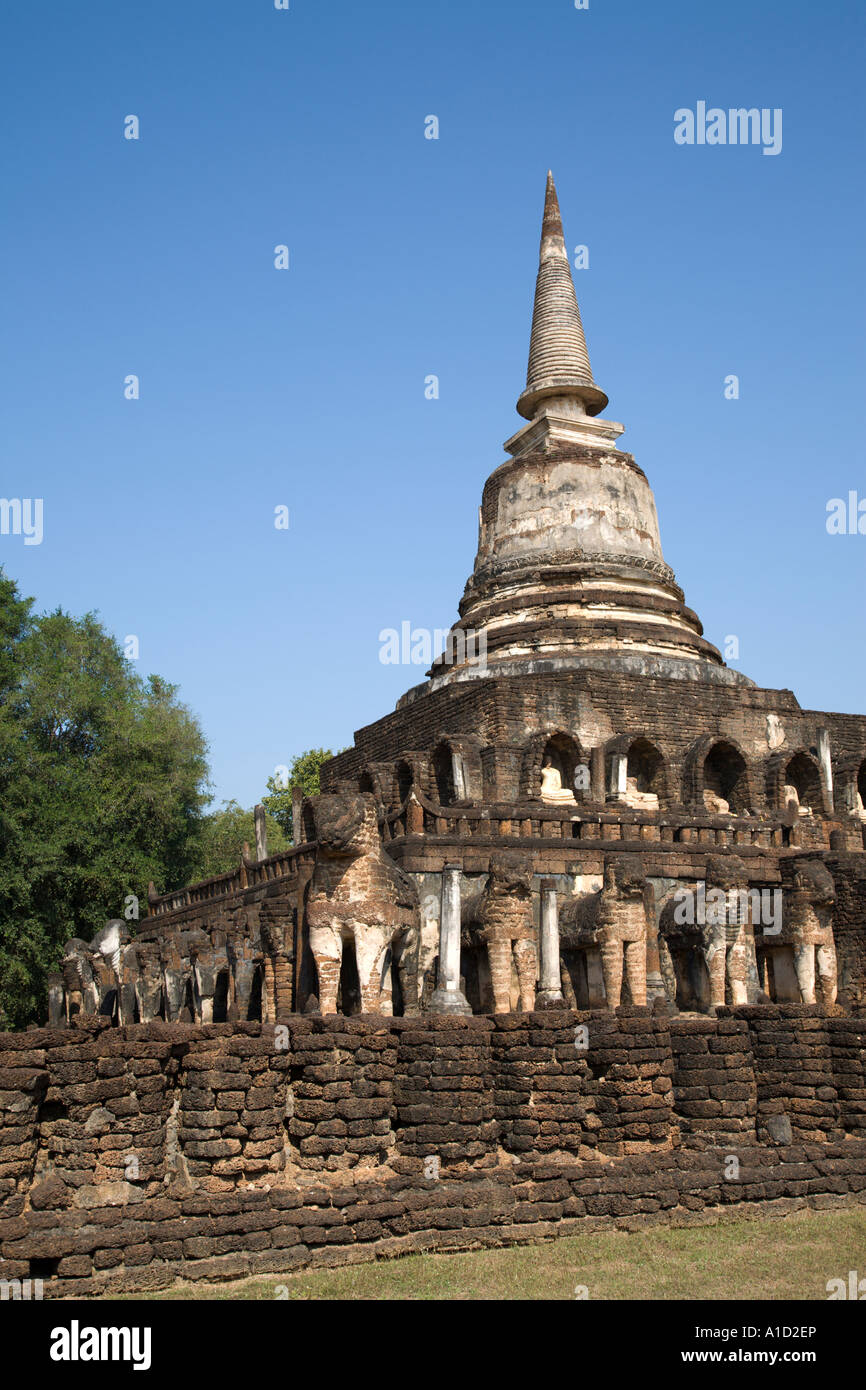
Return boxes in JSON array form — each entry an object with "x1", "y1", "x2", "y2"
[
  {"x1": 461, "y1": 852, "x2": 537, "y2": 1013},
  {"x1": 304, "y1": 792, "x2": 420, "y2": 1015},
  {"x1": 560, "y1": 854, "x2": 648, "y2": 1009}
]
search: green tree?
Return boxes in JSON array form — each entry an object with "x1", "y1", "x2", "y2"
[
  {"x1": 0, "y1": 568, "x2": 33, "y2": 694},
  {"x1": 0, "y1": 571, "x2": 37, "y2": 1028},
  {"x1": 262, "y1": 747, "x2": 341, "y2": 838},
  {"x1": 0, "y1": 572, "x2": 211, "y2": 1029},
  {"x1": 189, "y1": 800, "x2": 289, "y2": 882}
]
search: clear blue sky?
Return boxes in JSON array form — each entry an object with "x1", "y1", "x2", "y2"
[{"x1": 2, "y1": 0, "x2": 864, "y2": 809}]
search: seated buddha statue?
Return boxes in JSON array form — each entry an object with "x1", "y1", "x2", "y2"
[
  {"x1": 622, "y1": 775, "x2": 659, "y2": 811},
  {"x1": 540, "y1": 756, "x2": 576, "y2": 804},
  {"x1": 703, "y1": 788, "x2": 730, "y2": 815},
  {"x1": 783, "y1": 784, "x2": 813, "y2": 818}
]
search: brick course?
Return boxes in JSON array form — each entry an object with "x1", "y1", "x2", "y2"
[{"x1": 2, "y1": 1007, "x2": 865, "y2": 1295}]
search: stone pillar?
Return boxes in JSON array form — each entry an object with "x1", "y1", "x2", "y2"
[
  {"x1": 536, "y1": 878, "x2": 564, "y2": 1007},
  {"x1": 263, "y1": 956, "x2": 276, "y2": 1023},
  {"x1": 742, "y1": 907, "x2": 762, "y2": 1004},
  {"x1": 407, "y1": 791, "x2": 424, "y2": 835},
  {"x1": 292, "y1": 787, "x2": 304, "y2": 845},
  {"x1": 817, "y1": 728, "x2": 834, "y2": 814},
  {"x1": 452, "y1": 750, "x2": 467, "y2": 801},
  {"x1": 608, "y1": 752, "x2": 627, "y2": 800},
  {"x1": 254, "y1": 803, "x2": 268, "y2": 861},
  {"x1": 573, "y1": 755, "x2": 590, "y2": 802},
  {"x1": 590, "y1": 746, "x2": 605, "y2": 803},
  {"x1": 47, "y1": 972, "x2": 65, "y2": 1027},
  {"x1": 644, "y1": 884, "x2": 667, "y2": 1004},
  {"x1": 429, "y1": 863, "x2": 472, "y2": 1015}
]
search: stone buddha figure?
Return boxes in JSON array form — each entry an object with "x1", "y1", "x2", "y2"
[
  {"x1": 783, "y1": 784, "x2": 813, "y2": 818},
  {"x1": 622, "y1": 775, "x2": 659, "y2": 810},
  {"x1": 703, "y1": 788, "x2": 730, "y2": 815},
  {"x1": 540, "y1": 755, "x2": 576, "y2": 804}
]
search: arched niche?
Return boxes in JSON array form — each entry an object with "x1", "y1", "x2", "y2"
[
  {"x1": 541, "y1": 732, "x2": 581, "y2": 797},
  {"x1": 247, "y1": 966, "x2": 264, "y2": 1021},
  {"x1": 702, "y1": 740, "x2": 751, "y2": 814},
  {"x1": 782, "y1": 751, "x2": 822, "y2": 815},
  {"x1": 432, "y1": 742, "x2": 456, "y2": 806},
  {"x1": 395, "y1": 760, "x2": 414, "y2": 805},
  {"x1": 337, "y1": 940, "x2": 362, "y2": 1016},
  {"x1": 618, "y1": 736, "x2": 667, "y2": 808},
  {"x1": 212, "y1": 970, "x2": 230, "y2": 1023},
  {"x1": 627, "y1": 738, "x2": 663, "y2": 791},
  {"x1": 302, "y1": 803, "x2": 317, "y2": 842},
  {"x1": 657, "y1": 892, "x2": 713, "y2": 1012}
]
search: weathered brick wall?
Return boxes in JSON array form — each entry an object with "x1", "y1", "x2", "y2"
[
  {"x1": 142, "y1": 875, "x2": 299, "y2": 956},
  {"x1": 325, "y1": 669, "x2": 866, "y2": 809},
  {"x1": 829, "y1": 1016, "x2": 866, "y2": 1137},
  {"x1": 827, "y1": 853, "x2": 866, "y2": 1007},
  {"x1": 392, "y1": 1019, "x2": 497, "y2": 1165},
  {"x1": 491, "y1": 1010, "x2": 675, "y2": 1156},
  {"x1": 670, "y1": 1017, "x2": 758, "y2": 1144},
  {"x1": 2, "y1": 1008, "x2": 865, "y2": 1296},
  {"x1": 287, "y1": 1021, "x2": 397, "y2": 1171},
  {"x1": 729, "y1": 1008, "x2": 840, "y2": 1144},
  {"x1": 1, "y1": 1145, "x2": 864, "y2": 1297},
  {"x1": 0, "y1": 1062, "x2": 47, "y2": 1191},
  {"x1": 177, "y1": 1035, "x2": 286, "y2": 1181}
]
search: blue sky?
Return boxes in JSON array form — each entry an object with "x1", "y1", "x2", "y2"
[{"x1": 2, "y1": 0, "x2": 864, "y2": 808}]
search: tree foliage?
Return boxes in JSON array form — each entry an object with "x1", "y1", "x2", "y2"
[
  {"x1": 0, "y1": 569, "x2": 210, "y2": 1029},
  {"x1": 262, "y1": 747, "x2": 339, "y2": 838},
  {"x1": 0, "y1": 566, "x2": 350, "y2": 1029},
  {"x1": 189, "y1": 800, "x2": 289, "y2": 882}
]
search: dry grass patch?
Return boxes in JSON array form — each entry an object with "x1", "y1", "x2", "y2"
[{"x1": 133, "y1": 1205, "x2": 866, "y2": 1301}]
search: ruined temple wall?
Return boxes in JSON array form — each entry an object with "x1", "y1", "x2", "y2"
[
  {"x1": 491, "y1": 1011, "x2": 674, "y2": 1155},
  {"x1": 671, "y1": 1008, "x2": 866, "y2": 1147},
  {"x1": 731, "y1": 1009, "x2": 841, "y2": 1144},
  {"x1": 2, "y1": 1009, "x2": 866, "y2": 1295},
  {"x1": 0, "y1": 1062, "x2": 47, "y2": 1192},
  {"x1": 808, "y1": 709, "x2": 866, "y2": 761},
  {"x1": 826, "y1": 854, "x2": 866, "y2": 1007},
  {"x1": 324, "y1": 671, "x2": 866, "y2": 806},
  {"x1": 3, "y1": 1144, "x2": 864, "y2": 1297},
  {"x1": 0, "y1": 1032, "x2": 180, "y2": 1200},
  {"x1": 5, "y1": 1009, "x2": 866, "y2": 1196},
  {"x1": 669, "y1": 1017, "x2": 758, "y2": 1145},
  {"x1": 139, "y1": 876, "x2": 298, "y2": 953},
  {"x1": 113, "y1": 875, "x2": 301, "y2": 1022}
]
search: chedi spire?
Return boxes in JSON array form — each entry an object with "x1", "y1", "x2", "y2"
[
  {"x1": 418, "y1": 171, "x2": 737, "y2": 695},
  {"x1": 517, "y1": 171, "x2": 608, "y2": 421}
]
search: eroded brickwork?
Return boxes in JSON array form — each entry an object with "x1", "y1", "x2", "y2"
[
  {"x1": 826, "y1": 853, "x2": 866, "y2": 1007},
  {"x1": 2, "y1": 1008, "x2": 865, "y2": 1295}
]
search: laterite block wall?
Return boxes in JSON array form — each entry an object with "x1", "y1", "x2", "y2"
[{"x1": 1, "y1": 1006, "x2": 865, "y2": 1296}]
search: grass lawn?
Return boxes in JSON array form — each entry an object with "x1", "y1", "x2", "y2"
[{"x1": 138, "y1": 1206, "x2": 866, "y2": 1300}]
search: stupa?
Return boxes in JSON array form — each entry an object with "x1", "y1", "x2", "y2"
[{"x1": 54, "y1": 174, "x2": 866, "y2": 1026}]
